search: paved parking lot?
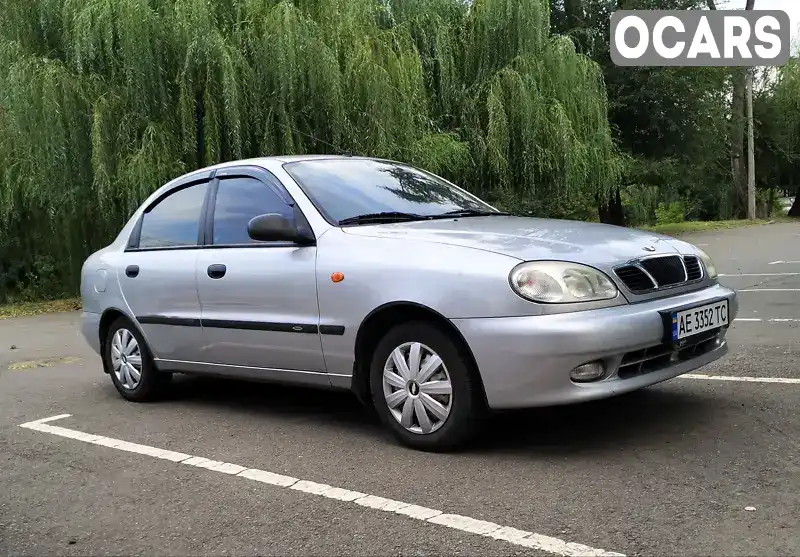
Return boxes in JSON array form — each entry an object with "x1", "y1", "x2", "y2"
[{"x1": 1, "y1": 222, "x2": 798, "y2": 557}]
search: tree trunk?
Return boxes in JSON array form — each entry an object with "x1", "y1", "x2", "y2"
[
  {"x1": 731, "y1": 71, "x2": 747, "y2": 217},
  {"x1": 710, "y1": 0, "x2": 754, "y2": 218},
  {"x1": 746, "y1": 67, "x2": 756, "y2": 220},
  {"x1": 597, "y1": 189, "x2": 626, "y2": 226},
  {"x1": 564, "y1": 0, "x2": 583, "y2": 28},
  {"x1": 789, "y1": 189, "x2": 800, "y2": 217}
]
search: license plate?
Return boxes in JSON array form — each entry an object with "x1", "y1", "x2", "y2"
[{"x1": 671, "y1": 299, "x2": 729, "y2": 341}]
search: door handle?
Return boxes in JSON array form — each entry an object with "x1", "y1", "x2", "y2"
[
  {"x1": 207, "y1": 264, "x2": 227, "y2": 279},
  {"x1": 125, "y1": 265, "x2": 139, "y2": 278}
]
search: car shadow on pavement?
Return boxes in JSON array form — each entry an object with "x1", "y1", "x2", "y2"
[
  {"x1": 162, "y1": 374, "x2": 717, "y2": 456},
  {"x1": 472, "y1": 387, "x2": 717, "y2": 455},
  {"x1": 166, "y1": 373, "x2": 375, "y2": 426}
]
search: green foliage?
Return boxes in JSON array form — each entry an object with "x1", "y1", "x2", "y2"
[
  {"x1": 549, "y1": 0, "x2": 746, "y2": 224},
  {"x1": 755, "y1": 188, "x2": 785, "y2": 218},
  {"x1": 6, "y1": 0, "x2": 794, "y2": 301},
  {"x1": 0, "y1": 0, "x2": 622, "y2": 301},
  {"x1": 755, "y1": 59, "x2": 800, "y2": 209},
  {"x1": 642, "y1": 219, "x2": 769, "y2": 236},
  {"x1": 655, "y1": 201, "x2": 685, "y2": 226}
]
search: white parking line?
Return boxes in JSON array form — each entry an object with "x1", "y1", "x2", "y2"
[
  {"x1": 734, "y1": 318, "x2": 800, "y2": 322},
  {"x1": 682, "y1": 374, "x2": 800, "y2": 384},
  {"x1": 19, "y1": 414, "x2": 624, "y2": 557},
  {"x1": 768, "y1": 261, "x2": 800, "y2": 265},
  {"x1": 737, "y1": 289, "x2": 800, "y2": 292},
  {"x1": 719, "y1": 273, "x2": 800, "y2": 277}
]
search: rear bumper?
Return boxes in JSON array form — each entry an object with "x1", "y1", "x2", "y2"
[
  {"x1": 451, "y1": 284, "x2": 738, "y2": 410},
  {"x1": 80, "y1": 311, "x2": 102, "y2": 355}
]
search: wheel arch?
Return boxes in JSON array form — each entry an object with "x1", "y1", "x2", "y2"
[{"x1": 350, "y1": 301, "x2": 487, "y2": 407}]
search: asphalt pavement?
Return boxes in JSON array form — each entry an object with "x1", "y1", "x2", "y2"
[{"x1": 1, "y1": 221, "x2": 798, "y2": 557}]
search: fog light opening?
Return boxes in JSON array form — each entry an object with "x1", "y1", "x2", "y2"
[{"x1": 570, "y1": 361, "x2": 606, "y2": 383}]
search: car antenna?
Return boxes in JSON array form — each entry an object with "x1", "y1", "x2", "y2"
[{"x1": 275, "y1": 122, "x2": 358, "y2": 157}]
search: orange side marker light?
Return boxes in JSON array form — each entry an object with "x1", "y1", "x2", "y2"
[{"x1": 331, "y1": 272, "x2": 345, "y2": 283}]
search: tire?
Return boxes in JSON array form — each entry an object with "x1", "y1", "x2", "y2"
[
  {"x1": 103, "y1": 316, "x2": 170, "y2": 402},
  {"x1": 369, "y1": 321, "x2": 485, "y2": 452}
]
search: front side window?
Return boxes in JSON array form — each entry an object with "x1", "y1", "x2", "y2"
[
  {"x1": 283, "y1": 158, "x2": 498, "y2": 224},
  {"x1": 137, "y1": 182, "x2": 209, "y2": 249},
  {"x1": 212, "y1": 176, "x2": 294, "y2": 245}
]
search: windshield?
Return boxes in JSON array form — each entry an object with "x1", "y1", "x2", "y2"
[{"x1": 283, "y1": 158, "x2": 499, "y2": 225}]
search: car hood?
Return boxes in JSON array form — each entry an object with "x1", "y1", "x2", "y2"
[{"x1": 341, "y1": 216, "x2": 693, "y2": 269}]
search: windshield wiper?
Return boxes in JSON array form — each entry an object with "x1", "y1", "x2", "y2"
[
  {"x1": 431, "y1": 209, "x2": 512, "y2": 219},
  {"x1": 337, "y1": 211, "x2": 429, "y2": 226}
]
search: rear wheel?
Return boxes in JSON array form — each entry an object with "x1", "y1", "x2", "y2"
[
  {"x1": 103, "y1": 316, "x2": 170, "y2": 402},
  {"x1": 369, "y1": 321, "x2": 485, "y2": 452}
]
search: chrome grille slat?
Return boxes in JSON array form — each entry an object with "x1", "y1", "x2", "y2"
[
  {"x1": 683, "y1": 255, "x2": 703, "y2": 281},
  {"x1": 640, "y1": 255, "x2": 686, "y2": 286},
  {"x1": 614, "y1": 254, "x2": 705, "y2": 294}
]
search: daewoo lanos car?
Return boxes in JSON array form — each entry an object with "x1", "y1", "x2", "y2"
[{"x1": 80, "y1": 155, "x2": 738, "y2": 451}]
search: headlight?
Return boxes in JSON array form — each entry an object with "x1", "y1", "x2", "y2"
[
  {"x1": 696, "y1": 248, "x2": 718, "y2": 279},
  {"x1": 509, "y1": 261, "x2": 619, "y2": 304}
]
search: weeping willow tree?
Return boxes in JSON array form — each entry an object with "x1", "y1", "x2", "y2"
[{"x1": 0, "y1": 0, "x2": 621, "y2": 301}]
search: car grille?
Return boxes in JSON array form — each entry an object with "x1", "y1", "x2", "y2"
[
  {"x1": 683, "y1": 255, "x2": 702, "y2": 281},
  {"x1": 614, "y1": 266, "x2": 654, "y2": 292},
  {"x1": 617, "y1": 328, "x2": 721, "y2": 379},
  {"x1": 614, "y1": 254, "x2": 703, "y2": 293}
]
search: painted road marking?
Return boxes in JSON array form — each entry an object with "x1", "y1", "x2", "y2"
[
  {"x1": 19, "y1": 414, "x2": 624, "y2": 557},
  {"x1": 737, "y1": 289, "x2": 800, "y2": 292},
  {"x1": 734, "y1": 318, "x2": 800, "y2": 322},
  {"x1": 682, "y1": 374, "x2": 800, "y2": 384},
  {"x1": 719, "y1": 273, "x2": 800, "y2": 277},
  {"x1": 768, "y1": 261, "x2": 800, "y2": 265}
]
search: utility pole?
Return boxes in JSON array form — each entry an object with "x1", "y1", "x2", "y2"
[{"x1": 746, "y1": 66, "x2": 756, "y2": 220}]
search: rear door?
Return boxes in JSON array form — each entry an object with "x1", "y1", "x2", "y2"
[
  {"x1": 195, "y1": 166, "x2": 326, "y2": 376},
  {"x1": 119, "y1": 177, "x2": 209, "y2": 365}
]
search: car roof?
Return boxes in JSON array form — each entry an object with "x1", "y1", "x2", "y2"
[
  {"x1": 153, "y1": 154, "x2": 410, "y2": 205},
  {"x1": 203, "y1": 154, "x2": 389, "y2": 172},
  {"x1": 158, "y1": 155, "x2": 386, "y2": 191}
]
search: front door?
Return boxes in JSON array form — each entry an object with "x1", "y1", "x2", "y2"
[
  {"x1": 195, "y1": 169, "x2": 326, "y2": 377},
  {"x1": 119, "y1": 179, "x2": 209, "y2": 364}
]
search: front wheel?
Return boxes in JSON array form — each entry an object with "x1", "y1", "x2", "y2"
[
  {"x1": 103, "y1": 316, "x2": 170, "y2": 402},
  {"x1": 369, "y1": 322, "x2": 485, "y2": 452}
]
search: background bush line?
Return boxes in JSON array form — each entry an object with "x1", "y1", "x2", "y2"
[{"x1": 1, "y1": 0, "x2": 798, "y2": 302}]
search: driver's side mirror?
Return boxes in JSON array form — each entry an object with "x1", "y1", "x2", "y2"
[{"x1": 247, "y1": 213, "x2": 315, "y2": 245}]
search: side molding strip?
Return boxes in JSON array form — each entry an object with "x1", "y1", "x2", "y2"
[
  {"x1": 136, "y1": 316, "x2": 345, "y2": 335},
  {"x1": 137, "y1": 316, "x2": 202, "y2": 327}
]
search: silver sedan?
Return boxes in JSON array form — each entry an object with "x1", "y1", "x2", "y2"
[{"x1": 80, "y1": 155, "x2": 738, "y2": 451}]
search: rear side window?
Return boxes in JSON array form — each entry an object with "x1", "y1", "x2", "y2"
[
  {"x1": 137, "y1": 182, "x2": 209, "y2": 249},
  {"x1": 211, "y1": 176, "x2": 294, "y2": 245}
]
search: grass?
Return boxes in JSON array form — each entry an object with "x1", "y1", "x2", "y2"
[
  {"x1": 641, "y1": 218, "x2": 775, "y2": 236},
  {"x1": 7, "y1": 355, "x2": 83, "y2": 370},
  {"x1": 0, "y1": 297, "x2": 82, "y2": 320}
]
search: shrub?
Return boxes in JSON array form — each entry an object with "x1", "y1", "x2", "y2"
[{"x1": 655, "y1": 201, "x2": 685, "y2": 225}]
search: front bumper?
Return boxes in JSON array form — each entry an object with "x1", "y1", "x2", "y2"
[{"x1": 451, "y1": 284, "x2": 738, "y2": 410}]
